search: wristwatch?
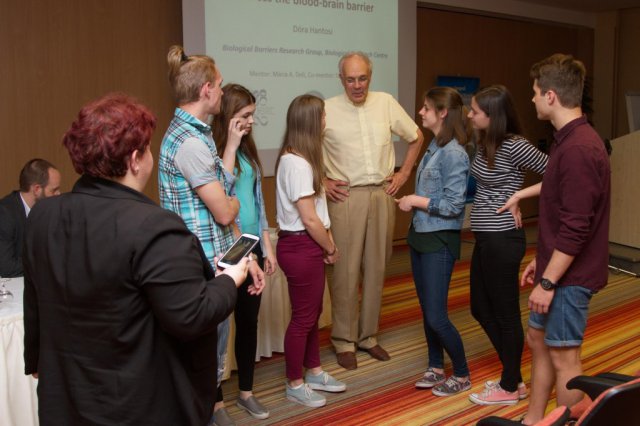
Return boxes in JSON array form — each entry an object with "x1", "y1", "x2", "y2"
[{"x1": 539, "y1": 278, "x2": 558, "y2": 291}]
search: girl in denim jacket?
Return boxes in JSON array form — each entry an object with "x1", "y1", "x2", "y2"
[{"x1": 396, "y1": 86, "x2": 471, "y2": 397}]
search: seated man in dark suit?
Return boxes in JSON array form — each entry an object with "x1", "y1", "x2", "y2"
[{"x1": 0, "y1": 158, "x2": 61, "y2": 277}]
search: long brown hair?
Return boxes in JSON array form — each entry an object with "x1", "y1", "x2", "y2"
[
  {"x1": 212, "y1": 83, "x2": 263, "y2": 176},
  {"x1": 425, "y1": 86, "x2": 470, "y2": 147},
  {"x1": 473, "y1": 85, "x2": 523, "y2": 168},
  {"x1": 166, "y1": 45, "x2": 217, "y2": 105},
  {"x1": 275, "y1": 94, "x2": 325, "y2": 195}
]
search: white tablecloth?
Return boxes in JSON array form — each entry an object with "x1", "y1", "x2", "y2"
[
  {"x1": 0, "y1": 277, "x2": 38, "y2": 426},
  {"x1": 223, "y1": 231, "x2": 332, "y2": 377}
]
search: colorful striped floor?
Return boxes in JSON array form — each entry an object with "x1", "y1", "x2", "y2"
[{"x1": 221, "y1": 241, "x2": 640, "y2": 425}]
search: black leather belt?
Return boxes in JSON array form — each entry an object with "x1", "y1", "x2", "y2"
[{"x1": 278, "y1": 230, "x2": 308, "y2": 238}]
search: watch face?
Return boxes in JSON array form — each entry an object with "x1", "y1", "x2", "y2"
[{"x1": 540, "y1": 278, "x2": 555, "y2": 290}]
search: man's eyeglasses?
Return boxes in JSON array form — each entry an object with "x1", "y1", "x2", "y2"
[{"x1": 344, "y1": 76, "x2": 369, "y2": 85}]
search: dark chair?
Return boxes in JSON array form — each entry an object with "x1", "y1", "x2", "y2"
[
  {"x1": 476, "y1": 375, "x2": 640, "y2": 426},
  {"x1": 566, "y1": 372, "x2": 635, "y2": 401}
]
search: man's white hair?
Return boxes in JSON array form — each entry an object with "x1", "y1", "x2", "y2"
[{"x1": 338, "y1": 51, "x2": 372, "y2": 76}]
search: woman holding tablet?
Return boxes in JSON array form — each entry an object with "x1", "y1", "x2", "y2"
[
  {"x1": 213, "y1": 83, "x2": 277, "y2": 420},
  {"x1": 275, "y1": 94, "x2": 346, "y2": 408},
  {"x1": 23, "y1": 93, "x2": 248, "y2": 425}
]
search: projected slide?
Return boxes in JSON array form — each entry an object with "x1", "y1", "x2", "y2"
[{"x1": 204, "y1": 0, "x2": 398, "y2": 173}]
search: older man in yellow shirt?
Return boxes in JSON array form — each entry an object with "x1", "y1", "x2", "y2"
[{"x1": 324, "y1": 52, "x2": 424, "y2": 370}]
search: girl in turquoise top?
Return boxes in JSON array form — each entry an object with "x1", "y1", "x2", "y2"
[{"x1": 212, "y1": 84, "x2": 277, "y2": 422}]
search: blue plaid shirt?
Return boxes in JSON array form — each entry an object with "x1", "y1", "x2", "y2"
[{"x1": 158, "y1": 108, "x2": 235, "y2": 270}]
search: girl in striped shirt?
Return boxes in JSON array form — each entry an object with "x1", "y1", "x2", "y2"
[{"x1": 466, "y1": 85, "x2": 547, "y2": 406}]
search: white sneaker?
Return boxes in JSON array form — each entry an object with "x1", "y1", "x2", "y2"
[
  {"x1": 470, "y1": 382, "x2": 519, "y2": 405},
  {"x1": 286, "y1": 383, "x2": 326, "y2": 408},
  {"x1": 305, "y1": 371, "x2": 347, "y2": 392},
  {"x1": 485, "y1": 380, "x2": 528, "y2": 399}
]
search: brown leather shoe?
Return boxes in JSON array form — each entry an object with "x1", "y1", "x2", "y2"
[
  {"x1": 336, "y1": 351, "x2": 357, "y2": 370},
  {"x1": 360, "y1": 344, "x2": 390, "y2": 361}
]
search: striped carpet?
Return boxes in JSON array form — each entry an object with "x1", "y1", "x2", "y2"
[{"x1": 222, "y1": 239, "x2": 640, "y2": 425}]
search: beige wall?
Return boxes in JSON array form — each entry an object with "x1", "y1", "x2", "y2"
[
  {"x1": 0, "y1": 0, "x2": 182, "y2": 199},
  {"x1": 609, "y1": 131, "x2": 640, "y2": 248}
]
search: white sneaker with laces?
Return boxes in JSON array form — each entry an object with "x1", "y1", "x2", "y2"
[
  {"x1": 286, "y1": 383, "x2": 327, "y2": 408},
  {"x1": 484, "y1": 380, "x2": 528, "y2": 399},
  {"x1": 470, "y1": 382, "x2": 519, "y2": 405},
  {"x1": 305, "y1": 371, "x2": 347, "y2": 392}
]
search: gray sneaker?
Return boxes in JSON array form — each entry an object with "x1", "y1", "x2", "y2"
[
  {"x1": 432, "y1": 376, "x2": 472, "y2": 397},
  {"x1": 305, "y1": 371, "x2": 347, "y2": 392},
  {"x1": 236, "y1": 395, "x2": 269, "y2": 419},
  {"x1": 286, "y1": 383, "x2": 327, "y2": 408},
  {"x1": 211, "y1": 407, "x2": 235, "y2": 426},
  {"x1": 415, "y1": 367, "x2": 446, "y2": 389}
]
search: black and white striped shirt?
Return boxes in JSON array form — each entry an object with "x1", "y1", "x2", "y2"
[{"x1": 470, "y1": 135, "x2": 548, "y2": 231}]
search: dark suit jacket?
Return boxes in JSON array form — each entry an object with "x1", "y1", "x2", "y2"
[
  {"x1": 0, "y1": 191, "x2": 27, "y2": 277},
  {"x1": 23, "y1": 175, "x2": 237, "y2": 426}
]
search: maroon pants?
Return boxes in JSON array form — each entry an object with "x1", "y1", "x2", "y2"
[{"x1": 277, "y1": 233, "x2": 325, "y2": 380}]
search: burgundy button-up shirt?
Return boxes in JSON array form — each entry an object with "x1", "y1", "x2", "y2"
[{"x1": 535, "y1": 115, "x2": 611, "y2": 291}]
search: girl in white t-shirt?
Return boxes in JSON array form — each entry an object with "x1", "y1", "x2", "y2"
[{"x1": 275, "y1": 94, "x2": 346, "y2": 408}]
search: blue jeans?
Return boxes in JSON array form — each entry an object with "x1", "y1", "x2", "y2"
[
  {"x1": 410, "y1": 246, "x2": 469, "y2": 377},
  {"x1": 529, "y1": 285, "x2": 593, "y2": 347}
]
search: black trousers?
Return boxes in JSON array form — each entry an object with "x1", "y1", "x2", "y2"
[
  {"x1": 470, "y1": 228, "x2": 526, "y2": 392},
  {"x1": 217, "y1": 245, "x2": 263, "y2": 402}
]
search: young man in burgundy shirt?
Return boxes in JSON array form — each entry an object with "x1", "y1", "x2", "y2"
[{"x1": 520, "y1": 54, "x2": 611, "y2": 425}]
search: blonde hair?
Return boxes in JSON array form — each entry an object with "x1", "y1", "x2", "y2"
[
  {"x1": 276, "y1": 95, "x2": 325, "y2": 195},
  {"x1": 167, "y1": 45, "x2": 217, "y2": 105}
]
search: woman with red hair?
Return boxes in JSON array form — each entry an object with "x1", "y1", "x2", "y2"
[{"x1": 23, "y1": 93, "x2": 249, "y2": 426}]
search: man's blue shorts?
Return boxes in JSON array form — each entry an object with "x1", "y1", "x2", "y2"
[{"x1": 528, "y1": 285, "x2": 593, "y2": 347}]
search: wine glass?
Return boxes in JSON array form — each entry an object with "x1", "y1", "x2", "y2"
[{"x1": 0, "y1": 277, "x2": 14, "y2": 304}]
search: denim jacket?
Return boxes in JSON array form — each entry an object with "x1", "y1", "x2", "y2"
[{"x1": 412, "y1": 138, "x2": 470, "y2": 232}]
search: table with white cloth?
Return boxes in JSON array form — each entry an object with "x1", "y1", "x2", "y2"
[
  {"x1": 0, "y1": 277, "x2": 39, "y2": 426},
  {"x1": 223, "y1": 230, "x2": 332, "y2": 378}
]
